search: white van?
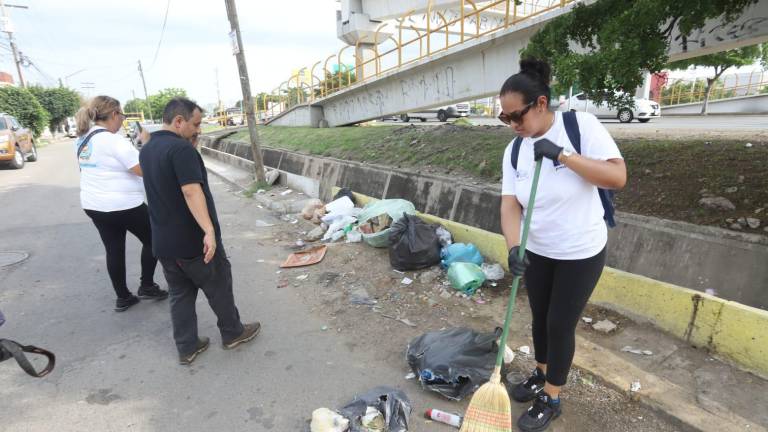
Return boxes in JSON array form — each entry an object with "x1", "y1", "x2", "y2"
[{"x1": 400, "y1": 102, "x2": 471, "y2": 122}]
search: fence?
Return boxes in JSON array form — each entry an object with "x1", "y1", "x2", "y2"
[{"x1": 660, "y1": 70, "x2": 768, "y2": 106}]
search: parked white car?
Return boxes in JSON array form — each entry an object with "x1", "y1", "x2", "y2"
[
  {"x1": 400, "y1": 102, "x2": 471, "y2": 122},
  {"x1": 557, "y1": 93, "x2": 660, "y2": 123}
]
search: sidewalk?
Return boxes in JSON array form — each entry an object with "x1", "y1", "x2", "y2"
[{"x1": 204, "y1": 154, "x2": 768, "y2": 432}]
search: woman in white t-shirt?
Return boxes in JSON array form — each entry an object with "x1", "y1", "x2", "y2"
[
  {"x1": 498, "y1": 59, "x2": 627, "y2": 432},
  {"x1": 75, "y1": 96, "x2": 167, "y2": 312}
]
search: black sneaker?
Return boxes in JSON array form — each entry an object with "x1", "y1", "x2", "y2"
[
  {"x1": 114, "y1": 295, "x2": 140, "y2": 312},
  {"x1": 510, "y1": 367, "x2": 546, "y2": 402},
  {"x1": 179, "y1": 337, "x2": 210, "y2": 365},
  {"x1": 137, "y1": 283, "x2": 168, "y2": 300},
  {"x1": 517, "y1": 391, "x2": 562, "y2": 432}
]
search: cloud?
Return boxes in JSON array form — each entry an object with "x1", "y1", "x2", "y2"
[{"x1": 6, "y1": 0, "x2": 343, "y2": 106}]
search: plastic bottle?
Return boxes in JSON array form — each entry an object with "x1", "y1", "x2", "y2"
[{"x1": 425, "y1": 409, "x2": 462, "y2": 428}]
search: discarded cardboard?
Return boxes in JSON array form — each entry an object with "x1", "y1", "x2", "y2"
[{"x1": 280, "y1": 245, "x2": 328, "y2": 268}]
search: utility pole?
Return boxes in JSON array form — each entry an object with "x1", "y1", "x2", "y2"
[
  {"x1": 215, "y1": 68, "x2": 222, "y2": 111},
  {"x1": 224, "y1": 0, "x2": 266, "y2": 183},
  {"x1": 137, "y1": 60, "x2": 153, "y2": 120},
  {"x1": 0, "y1": 0, "x2": 25, "y2": 88}
]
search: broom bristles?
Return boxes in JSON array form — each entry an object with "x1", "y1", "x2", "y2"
[{"x1": 460, "y1": 372, "x2": 512, "y2": 432}]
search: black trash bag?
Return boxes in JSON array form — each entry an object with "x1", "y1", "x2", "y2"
[
  {"x1": 333, "y1": 187, "x2": 357, "y2": 206},
  {"x1": 338, "y1": 386, "x2": 412, "y2": 432},
  {"x1": 388, "y1": 214, "x2": 441, "y2": 271},
  {"x1": 406, "y1": 327, "x2": 502, "y2": 401}
]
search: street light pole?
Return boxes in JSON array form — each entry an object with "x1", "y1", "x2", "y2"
[{"x1": 224, "y1": 0, "x2": 266, "y2": 183}]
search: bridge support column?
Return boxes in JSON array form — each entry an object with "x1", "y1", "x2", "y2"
[{"x1": 355, "y1": 43, "x2": 378, "y2": 81}]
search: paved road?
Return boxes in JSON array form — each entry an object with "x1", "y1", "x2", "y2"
[
  {"x1": 0, "y1": 140, "x2": 679, "y2": 432},
  {"x1": 389, "y1": 115, "x2": 768, "y2": 130}
]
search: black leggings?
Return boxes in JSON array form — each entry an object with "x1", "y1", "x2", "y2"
[
  {"x1": 85, "y1": 203, "x2": 157, "y2": 299},
  {"x1": 524, "y1": 247, "x2": 606, "y2": 386}
]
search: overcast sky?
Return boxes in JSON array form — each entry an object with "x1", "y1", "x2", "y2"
[
  {"x1": 2, "y1": 0, "x2": 342, "y2": 108},
  {"x1": 2, "y1": 1, "x2": 762, "y2": 110}
]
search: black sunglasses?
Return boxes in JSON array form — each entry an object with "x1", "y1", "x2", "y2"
[{"x1": 498, "y1": 100, "x2": 535, "y2": 125}]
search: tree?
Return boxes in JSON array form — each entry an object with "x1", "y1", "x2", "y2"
[
  {"x1": 123, "y1": 88, "x2": 187, "y2": 121},
  {"x1": 28, "y1": 86, "x2": 81, "y2": 133},
  {"x1": 316, "y1": 70, "x2": 357, "y2": 97},
  {"x1": 0, "y1": 86, "x2": 49, "y2": 137},
  {"x1": 667, "y1": 44, "x2": 767, "y2": 114},
  {"x1": 149, "y1": 88, "x2": 187, "y2": 121},
  {"x1": 522, "y1": 0, "x2": 761, "y2": 109},
  {"x1": 124, "y1": 98, "x2": 149, "y2": 118}
]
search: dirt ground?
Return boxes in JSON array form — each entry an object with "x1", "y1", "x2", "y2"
[{"x1": 258, "y1": 197, "x2": 682, "y2": 432}]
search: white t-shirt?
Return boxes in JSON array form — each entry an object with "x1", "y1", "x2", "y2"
[
  {"x1": 76, "y1": 126, "x2": 145, "y2": 212},
  {"x1": 501, "y1": 111, "x2": 622, "y2": 260}
]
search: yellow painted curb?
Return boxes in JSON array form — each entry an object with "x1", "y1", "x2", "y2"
[{"x1": 340, "y1": 188, "x2": 768, "y2": 378}]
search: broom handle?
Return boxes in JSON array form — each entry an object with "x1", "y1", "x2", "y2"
[{"x1": 494, "y1": 158, "x2": 543, "y2": 369}]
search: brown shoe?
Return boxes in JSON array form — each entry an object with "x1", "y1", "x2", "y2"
[
  {"x1": 223, "y1": 322, "x2": 261, "y2": 350},
  {"x1": 179, "y1": 337, "x2": 210, "y2": 365}
]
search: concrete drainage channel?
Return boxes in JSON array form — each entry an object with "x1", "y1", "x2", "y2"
[{"x1": 199, "y1": 134, "x2": 768, "y2": 311}]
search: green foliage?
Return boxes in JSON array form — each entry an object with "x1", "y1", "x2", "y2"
[
  {"x1": 660, "y1": 78, "x2": 736, "y2": 104},
  {"x1": 123, "y1": 88, "x2": 188, "y2": 120},
  {"x1": 522, "y1": 0, "x2": 760, "y2": 108},
  {"x1": 316, "y1": 70, "x2": 357, "y2": 97},
  {"x1": 124, "y1": 98, "x2": 149, "y2": 117},
  {"x1": 28, "y1": 86, "x2": 81, "y2": 132},
  {"x1": 0, "y1": 86, "x2": 49, "y2": 137},
  {"x1": 668, "y1": 44, "x2": 766, "y2": 72}
]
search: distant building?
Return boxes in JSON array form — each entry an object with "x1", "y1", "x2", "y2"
[{"x1": 0, "y1": 72, "x2": 14, "y2": 87}]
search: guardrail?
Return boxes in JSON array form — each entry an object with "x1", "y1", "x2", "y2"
[
  {"x1": 259, "y1": 0, "x2": 578, "y2": 120},
  {"x1": 660, "y1": 70, "x2": 768, "y2": 106}
]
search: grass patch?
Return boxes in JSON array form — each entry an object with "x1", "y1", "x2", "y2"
[
  {"x1": 241, "y1": 180, "x2": 272, "y2": 198},
  {"x1": 228, "y1": 125, "x2": 768, "y2": 231}
]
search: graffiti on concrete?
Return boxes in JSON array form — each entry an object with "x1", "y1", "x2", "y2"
[
  {"x1": 674, "y1": 14, "x2": 768, "y2": 53},
  {"x1": 324, "y1": 66, "x2": 456, "y2": 125}
]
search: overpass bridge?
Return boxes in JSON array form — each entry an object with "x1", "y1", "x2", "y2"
[{"x1": 265, "y1": 0, "x2": 768, "y2": 127}]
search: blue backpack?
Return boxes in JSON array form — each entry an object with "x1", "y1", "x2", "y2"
[{"x1": 510, "y1": 111, "x2": 616, "y2": 228}]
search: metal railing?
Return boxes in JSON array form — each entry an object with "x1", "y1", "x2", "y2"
[
  {"x1": 257, "y1": 0, "x2": 577, "y2": 121},
  {"x1": 660, "y1": 70, "x2": 768, "y2": 106}
]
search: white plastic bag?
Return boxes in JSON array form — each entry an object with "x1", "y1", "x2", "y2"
[
  {"x1": 325, "y1": 196, "x2": 354, "y2": 214},
  {"x1": 323, "y1": 215, "x2": 357, "y2": 242},
  {"x1": 346, "y1": 229, "x2": 362, "y2": 243},
  {"x1": 481, "y1": 263, "x2": 505, "y2": 281},
  {"x1": 311, "y1": 408, "x2": 349, "y2": 432}
]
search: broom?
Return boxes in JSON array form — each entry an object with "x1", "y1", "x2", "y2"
[{"x1": 460, "y1": 158, "x2": 543, "y2": 432}]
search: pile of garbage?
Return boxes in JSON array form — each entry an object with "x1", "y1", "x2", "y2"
[
  {"x1": 296, "y1": 187, "x2": 506, "y2": 299},
  {"x1": 311, "y1": 387, "x2": 411, "y2": 432}
]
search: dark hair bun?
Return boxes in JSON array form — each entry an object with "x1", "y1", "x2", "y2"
[{"x1": 519, "y1": 58, "x2": 551, "y2": 87}]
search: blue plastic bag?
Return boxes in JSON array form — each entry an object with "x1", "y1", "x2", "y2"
[{"x1": 440, "y1": 243, "x2": 483, "y2": 269}]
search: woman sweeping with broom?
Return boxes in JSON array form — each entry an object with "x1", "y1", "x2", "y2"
[{"x1": 461, "y1": 58, "x2": 626, "y2": 432}]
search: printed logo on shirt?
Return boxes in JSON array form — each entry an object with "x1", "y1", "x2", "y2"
[
  {"x1": 516, "y1": 169, "x2": 529, "y2": 181},
  {"x1": 77, "y1": 139, "x2": 97, "y2": 168}
]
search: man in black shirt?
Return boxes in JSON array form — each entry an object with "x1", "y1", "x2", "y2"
[{"x1": 140, "y1": 97, "x2": 260, "y2": 365}]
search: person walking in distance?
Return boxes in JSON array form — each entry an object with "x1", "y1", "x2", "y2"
[
  {"x1": 139, "y1": 97, "x2": 260, "y2": 365},
  {"x1": 74, "y1": 96, "x2": 167, "y2": 312}
]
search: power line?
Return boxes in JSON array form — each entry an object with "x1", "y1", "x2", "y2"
[{"x1": 149, "y1": 0, "x2": 171, "y2": 69}]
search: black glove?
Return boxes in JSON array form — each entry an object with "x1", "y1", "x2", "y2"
[
  {"x1": 508, "y1": 246, "x2": 529, "y2": 277},
  {"x1": 533, "y1": 138, "x2": 563, "y2": 162}
]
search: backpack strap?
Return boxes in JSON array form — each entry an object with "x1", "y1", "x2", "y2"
[
  {"x1": 76, "y1": 128, "x2": 109, "y2": 160},
  {"x1": 0, "y1": 339, "x2": 55, "y2": 378},
  {"x1": 562, "y1": 111, "x2": 617, "y2": 227},
  {"x1": 562, "y1": 111, "x2": 581, "y2": 153},
  {"x1": 510, "y1": 135, "x2": 523, "y2": 170}
]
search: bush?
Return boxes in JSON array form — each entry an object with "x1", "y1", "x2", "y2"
[
  {"x1": 0, "y1": 86, "x2": 49, "y2": 137},
  {"x1": 28, "y1": 86, "x2": 80, "y2": 133}
]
